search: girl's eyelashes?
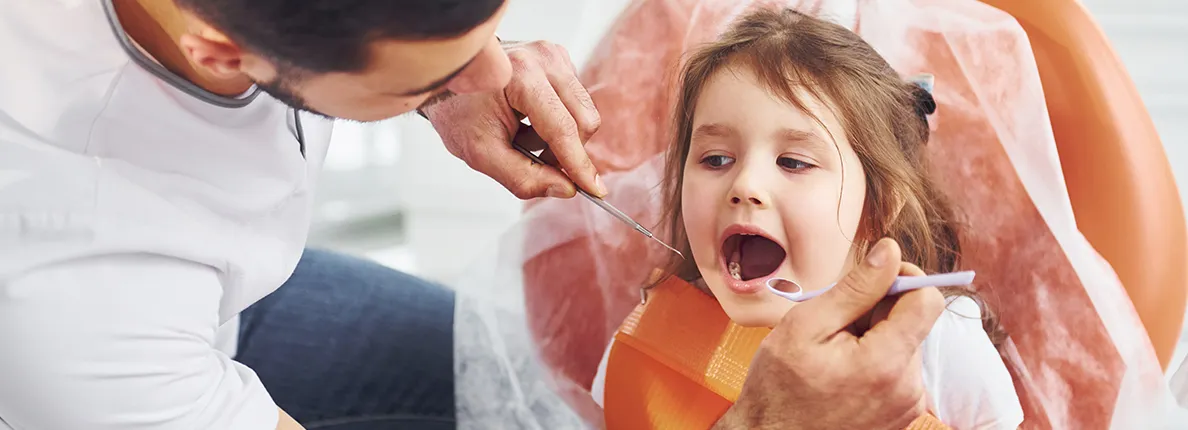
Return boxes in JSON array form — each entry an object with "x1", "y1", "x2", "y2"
[
  {"x1": 697, "y1": 154, "x2": 816, "y2": 171},
  {"x1": 777, "y1": 156, "x2": 815, "y2": 172},
  {"x1": 700, "y1": 154, "x2": 735, "y2": 169}
]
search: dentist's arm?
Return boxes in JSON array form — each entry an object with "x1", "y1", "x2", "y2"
[
  {"x1": 0, "y1": 254, "x2": 290, "y2": 430},
  {"x1": 714, "y1": 239, "x2": 947, "y2": 430}
]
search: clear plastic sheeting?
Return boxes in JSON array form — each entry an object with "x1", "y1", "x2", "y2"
[
  {"x1": 452, "y1": 0, "x2": 1171, "y2": 428},
  {"x1": 453, "y1": 157, "x2": 667, "y2": 429},
  {"x1": 1170, "y1": 357, "x2": 1188, "y2": 409}
]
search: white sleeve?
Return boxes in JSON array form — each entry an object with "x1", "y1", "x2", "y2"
[
  {"x1": 921, "y1": 296, "x2": 1024, "y2": 430},
  {"x1": 590, "y1": 338, "x2": 615, "y2": 409},
  {"x1": 0, "y1": 254, "x2": 279, "y2": 430}
]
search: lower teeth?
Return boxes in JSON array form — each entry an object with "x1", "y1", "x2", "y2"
[{"x1": 728, "y1": 261, "x2": 741, "y2": 280}]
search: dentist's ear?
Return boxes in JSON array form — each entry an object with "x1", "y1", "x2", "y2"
[{"x1": 179, "y1": 32, "x2": 245, "y2": 79}]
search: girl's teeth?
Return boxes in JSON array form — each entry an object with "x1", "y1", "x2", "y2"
[{"x1": 728, "y1": 241, "x2": 743, "y2": 280}]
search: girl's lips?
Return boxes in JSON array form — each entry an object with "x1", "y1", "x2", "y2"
[
  {"x1": 720, "y1": 269, "x2": 780, "y2": 295},
  {"x1": 717, "y1": 224, "x2": 786, "y2": 295}
]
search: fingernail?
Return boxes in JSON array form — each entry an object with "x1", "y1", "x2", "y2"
[
  {"x1": 866, "y1": 239, "x2": 891, "y2": 268},
  {"x1": 595, "y1": 174, "x2": 608, "y2": 196}
]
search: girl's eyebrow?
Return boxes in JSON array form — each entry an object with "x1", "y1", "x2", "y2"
[
  {"x1": 692, "y1": 123, "x2": 737, "y2": 140},
  {"x1": 691, "y1": 123, "x2": 833, "y2": 154},
  {"x1": 774, "y1": 127, "x2": 831, "y2": 153}
]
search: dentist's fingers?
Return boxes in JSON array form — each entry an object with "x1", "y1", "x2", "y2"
[
  {"x1": 862, "y1": 283, "x2": 945, "y2": 367},
  {"x1": 503, "y1": 44, "x2": 605, "y2": 198},
  {"x1": 545, "y1": 48, "x2": 601, "y2": 146},
  {"x1": 898, "y1": 262, "x2": 926, "y2": 277},
  {"x1": 514, "y1": 126, "x2": 561, "y2": 167},
  {"x1": 785, "y1": 238, "x2": 902, "y2": 342},
  {"x1": 861, "y1": 261, "x2": 944, "y2": 364},
  {"x1": 423, "y1": 40, "x2": 602, "y2": 201},
  {"x1": 858, "y1": 263, "x2": 931, "y2": 334},
  {"x1": 462, "y1": 126, "x2": 571, "y2": 199}
]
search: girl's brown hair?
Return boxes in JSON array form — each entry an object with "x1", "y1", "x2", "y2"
[{"x1": 656, "y1": 7, "x2": 1004, "y2": 346}]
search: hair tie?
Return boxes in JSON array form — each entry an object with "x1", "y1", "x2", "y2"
[{"x1": 907, "y1": 73, "x2": 936, "y2": 121}]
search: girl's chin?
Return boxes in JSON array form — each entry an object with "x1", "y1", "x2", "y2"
[{"x1": 719, "y1": 298, "x2": 794, "y2": 328}]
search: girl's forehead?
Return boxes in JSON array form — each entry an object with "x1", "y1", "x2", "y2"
[{"x1": 692, "y1": 68, "x2": 849, "y2": 149}]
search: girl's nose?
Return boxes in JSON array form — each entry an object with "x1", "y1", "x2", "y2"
[
  {"x1": 728, "y1": 172, "x2": 770, "y2": 208},
  {"x1": 730, "y1": 195, "x2": 764, "y2": 205}
]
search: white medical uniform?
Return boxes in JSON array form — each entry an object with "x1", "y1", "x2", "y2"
[
  {"x1": 590, "y1": 296, "x2": 1026, "y2": 430},
  {"x1": 0, "y1": 0, "x2": 333, "y2": 428}
]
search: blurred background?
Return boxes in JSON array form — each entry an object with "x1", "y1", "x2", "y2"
[{"x1": 307, "y1": 0, "x2": 1188, "y2": 419}]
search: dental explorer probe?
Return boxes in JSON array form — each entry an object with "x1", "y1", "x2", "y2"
[{"x1": 511, "y1": 142, "x2": 684, "y2": 259}]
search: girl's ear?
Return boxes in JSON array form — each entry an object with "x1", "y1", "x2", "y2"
[{"x1": 859, "y1": 187, "x2": 905, "y2": 239}]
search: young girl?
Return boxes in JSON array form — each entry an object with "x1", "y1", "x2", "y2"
[{"x1": 590, "y1": 7, "x2": 1023, "y2": 429}]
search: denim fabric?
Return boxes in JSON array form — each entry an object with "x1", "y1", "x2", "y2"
[{"x1": 237, "y1": 249, "x2": 456, "y2": 430}]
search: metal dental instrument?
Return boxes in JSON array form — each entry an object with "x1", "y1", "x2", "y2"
[
  {"x1": 512, "y1": 143, "x2": 684, "y2": 259},
  {"x1": 766, "y1": 270, "x2": 976, "y2": 302}
]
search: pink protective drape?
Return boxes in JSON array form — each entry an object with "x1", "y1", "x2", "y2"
[{"x1": 517, "y1": 0, "x2": 1167, "y2": 428}]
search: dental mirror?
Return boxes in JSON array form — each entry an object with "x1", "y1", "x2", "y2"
[{"x1": 766, "y1": 271, "x2": 977, "y2": 302}]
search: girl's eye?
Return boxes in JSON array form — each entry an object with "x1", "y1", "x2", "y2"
[
  {"x1": 700, "y1": 155, "x2": 734, "y2": 168},
  {"x1": 777, "y1": 157, "x2": 814, "y2": 171}
]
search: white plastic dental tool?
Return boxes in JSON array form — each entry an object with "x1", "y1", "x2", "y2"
[{"x1": 766, "y1": 271, "x2": 976, "y2": 302}]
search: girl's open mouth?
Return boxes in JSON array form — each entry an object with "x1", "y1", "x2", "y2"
[{"x1": 719, "y1": 226, "x2": 787, "y2": 293}]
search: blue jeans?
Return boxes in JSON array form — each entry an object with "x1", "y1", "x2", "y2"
[{"x1": 236, "y1": 249, "x2": 456, "y2": 430}]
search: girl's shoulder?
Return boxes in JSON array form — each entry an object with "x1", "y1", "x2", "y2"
[{"x1": 921, "y1": 296, "x2": 1024, "y2": 430}]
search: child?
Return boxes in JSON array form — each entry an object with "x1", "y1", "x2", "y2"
[{"x1": 590, "y1": 7, "x2": 1023, "y2": 429}]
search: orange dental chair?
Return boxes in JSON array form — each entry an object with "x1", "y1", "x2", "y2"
[
  {"x1": 517, "y1": 0, "x2": 1184, "y2": 428},
  {"x1": 978, "y1": 0, "x2": 1186, "y2": 371}
]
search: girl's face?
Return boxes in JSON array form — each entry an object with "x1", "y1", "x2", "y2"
[{"x1": 681, "y1": 66, "x2": 868, "y2": 327}]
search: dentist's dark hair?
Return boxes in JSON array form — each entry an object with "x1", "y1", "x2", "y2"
[
  {"x1": 173, "y1": 0, "x2": 505, "y2": 74},
  {"x1": 656, "y1": 7, "x2": 1005, "y2": 347}
]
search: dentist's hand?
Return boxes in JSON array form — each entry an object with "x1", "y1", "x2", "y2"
[
  {"x1": 714, "y1": 238, "x2": 946, "y2": 430},
  {"x1": 420, "y1": 40, "x2": 605, "y2": 200}
]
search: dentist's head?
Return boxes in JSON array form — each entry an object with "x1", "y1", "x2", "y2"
[{"x1": 172, "y1": 0, "x2": 514, "y2": 122}]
